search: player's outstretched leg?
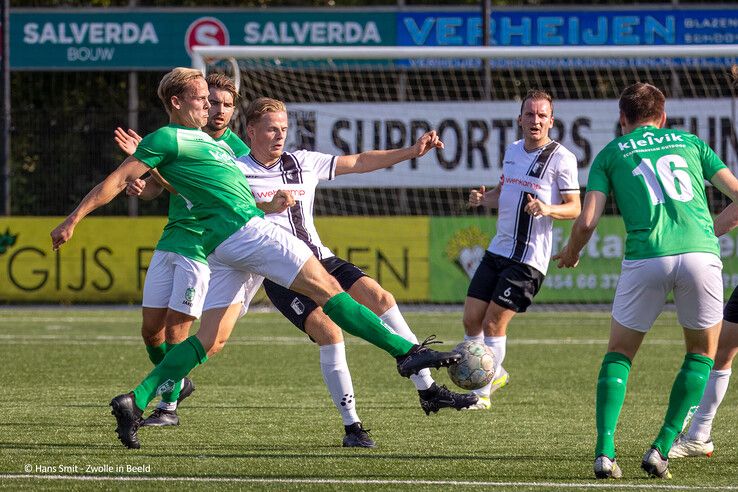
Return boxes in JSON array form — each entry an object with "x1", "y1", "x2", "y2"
[
  {"x1": 320, "y1": 292, "x2": 460, "y2": 376},
  {"x1": 394, "y1": 335, "x2": 461, "y2": 377},
  {"x1": 372, "y1": 301, "x2": 476, "y2": 412},
  {"x1": 418, "y1": 383, "x2": 478, "y2": 415}
]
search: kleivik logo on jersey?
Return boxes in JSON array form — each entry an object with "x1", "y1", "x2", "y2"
[{"x1": 618, "y1": 131, "x2": 684, "y2": 151}]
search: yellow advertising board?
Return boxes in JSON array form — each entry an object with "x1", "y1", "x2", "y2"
[
  {"x1": 0, "y1": 217, "x2": 166, "y2": 302},
  {"x1": 315, "y1": 217, "x2": 430, "y2": 302},
  {"x1": 0, "y1": 217, "x2": 430, "y2": 303}
]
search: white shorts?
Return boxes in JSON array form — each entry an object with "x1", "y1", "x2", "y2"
[
  {"x1": 612, "y1": 252, "x2": 723, "y2": 332},
  {"x1": 203, "y1": 254, "x2": 264, "y2": 317},
  {"x1": 142, "y1": 250, "x2": 210, "y2": 318},
  {"x1": 204, "y1": 216, "x2": 313, "y2": 311}
]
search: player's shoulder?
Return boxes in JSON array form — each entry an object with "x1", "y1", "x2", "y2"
[
  {"x1": 550, "y1": 140, "x2": 577, "y2": 163},
  {"x1": 503, "y1": 139, "x2": 525, "y2": 159},
  {"x1": 285, "y1": 148, "x2": 333, "y2": 166},
  {"x1": 144, "y1": 125, "x2": 177, "y2": 141}
]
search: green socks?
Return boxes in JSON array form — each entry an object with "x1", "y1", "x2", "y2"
[
  {"x1": 323, "y1": 292, "x2": 414, "y2": 357},
  {"x1": 145, "y1": 342, "x2": 168, "y2": 365},
  {"x1": 144, "y1": 341, "x2": 182, "y2": 404},
  {"x1": 160, "y1": 343, "x2": 182, "y2": 404},
  {"x1": 133, "y1": 336, "x2": 208, "y2": 411},
  {"x1": 595, "y1": 351, "x2": 714, "y2": 460},
  {"x1": 595, "y1": 352, "x2": 632, "y2": 459},
  {"x1": 652, "y1": 353, "x2": 714, "y2": 457}
]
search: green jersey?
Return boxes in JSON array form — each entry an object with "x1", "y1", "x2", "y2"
[
  {"x1": 587, "y1": 125, "x2": 726, "y2": 260},
  {"x1": 216, "y1": 127, "x2": 250, "y2": 158},
  {"x1": 134, "y1": 124, "x2": 262, "y2": 256},
  {"x1": 151, "y1": 128, "x2": 250, "y2": 263}
]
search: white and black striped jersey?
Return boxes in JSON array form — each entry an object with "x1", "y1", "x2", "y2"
[
  {"x1": 488, "y1": 139, "x2": 579, "y2": 275},
  {"x1": 236, "y1": 150, "x2": 337, "y2": 260}
]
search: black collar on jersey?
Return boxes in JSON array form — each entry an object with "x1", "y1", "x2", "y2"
[{"x1": 248, "y1": 152, "x2": 283, "y2": 170}]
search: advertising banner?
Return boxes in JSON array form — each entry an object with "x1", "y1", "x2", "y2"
[
  {"x1": 430, "y1": 216, "x2": 738, "y2": 304},
  {"x1": 0, "y1": 217, "x2": 166, "y2": 302},
  {"x1": 397, "y1": 9, "x2": 738, "y2": 67},
  {"x1": 11, "y1": 10, "x2": 394, "y2": 70},
  {"x1": 0, "y1": 216, "x2": 429, "y2": 303},
  {"x1": 316, "y1": 217, "x2": 430, "y2": 302},
  {"x1": 290, "y1": 99, "x2": 738, "y2": 188}
]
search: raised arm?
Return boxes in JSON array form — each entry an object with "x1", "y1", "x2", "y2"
[
  {"x1": 711, "y1": 168, "x2": 738, "y2": 236},
  {"x1": 552, "y1": 190, "x2": 607, "y2": 268},
  {"x1": 335, "y1": 130, "x2": 443, "y2": 175},
  {"x1": 51, "y1": 157, "x2": 150, "y2": 250}
]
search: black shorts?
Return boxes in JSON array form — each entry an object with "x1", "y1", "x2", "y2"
[
  {"x1": 263, "y1": 256, "x2": 368, "y2": 334},
  {"x1": 724, "y1": 285, "x2": 738, "y2": 323},
  {"x1": 466, "y1": 251, "x2": 544, "y2": 313}
]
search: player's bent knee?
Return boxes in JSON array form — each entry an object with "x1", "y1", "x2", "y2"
[{"x1": 375, "y1": 289, "x2": 396, "y2": 312}]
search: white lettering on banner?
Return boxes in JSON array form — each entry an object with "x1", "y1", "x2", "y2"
[
  {"x1": 67, "y1": 47, "x2": 115, "y2": 62},
  {"x1": 23, "y1": 22, "x2": 159, "y2": 45},
  {"x1": 243, "y1": 21, "x2": 381, "y2": 44},
  {"x1": 285, "y1": 100, "x2": 738, "y2": 188}
]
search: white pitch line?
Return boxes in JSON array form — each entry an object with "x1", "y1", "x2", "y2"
[{"x1": 2, "y1": 474, "x2": 738, "y2": 490}]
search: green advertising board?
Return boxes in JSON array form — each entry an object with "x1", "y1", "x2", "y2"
[
  {"x1": 430, "y1": 216, "x2": 738, "y2": 304},
  {"x1": 11, "y1": 9, "x2": 395, "y2": 70}
]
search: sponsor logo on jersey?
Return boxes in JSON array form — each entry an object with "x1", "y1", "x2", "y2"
[
  {"x1": 617, "y1": 131, "x2": 684, "y2": 151},
  {"x1": 291, "y1": 298, "x2": 305, "y2": 315},
  {"x1": 504, "y1": 175, "x2": 542, "y2": 190}
]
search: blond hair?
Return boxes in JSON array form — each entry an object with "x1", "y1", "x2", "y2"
[
  {"x1": 244, "y1": 97, "x2": 287, "y2": 126},
  {"x1": 157, "y1": 67, "x2": 205, "y2": 115}
]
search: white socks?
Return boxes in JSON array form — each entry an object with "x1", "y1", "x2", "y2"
[
  {"x1": 687, "y1": 368, "x2": 732, "y2": 442},
  {"x1": 380, "y1": 305, "x2": 433, "y2": 390},
  {"x1": 472, "y1": 335, "x2": 507, "y2": 397},
  {"x1": 319, "y1": 342, "x2": 360, "y2": 426}
]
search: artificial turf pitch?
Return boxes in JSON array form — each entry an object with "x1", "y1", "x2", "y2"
[{"x1": 1, "y1": 307, "x2": 737, "y2": 491}]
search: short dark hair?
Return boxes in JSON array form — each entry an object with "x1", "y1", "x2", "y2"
[
  {"x1": 520, "y1": 89, "x2": 553, "y2": 115},
  {"x1": 618, "y1": 83, "x2": 665, "y2": 125},
  {"x1": 205, "y1": 73, "x2": 239, "y2": 102}
]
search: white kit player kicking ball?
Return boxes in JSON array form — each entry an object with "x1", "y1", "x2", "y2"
[
  {"x1": 238, "y1": 98, "x2": 480, "y2": 428},
  {"x1": 463, "y1": 89, "x2": 581, "y2": 410}
]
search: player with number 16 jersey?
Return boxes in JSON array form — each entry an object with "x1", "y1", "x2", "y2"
[{"x1": 587, "y1": 125, "x2": 725, "y2": 259}]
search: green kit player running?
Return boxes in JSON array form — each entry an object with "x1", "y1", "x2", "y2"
[
  {"x1": 117, "y1": 73, "x2": 251, "y2": 427},
  {"x1": 50, "y1": 67, "x2": 460, "y2": 450},
  {"x1": 554, "y1": 82, "x2": 738, "y2": 479}
]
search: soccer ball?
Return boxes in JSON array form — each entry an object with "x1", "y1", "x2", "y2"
[{"x1": 447, "y1": 341, "x2": 496, "y2": 390}]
